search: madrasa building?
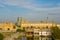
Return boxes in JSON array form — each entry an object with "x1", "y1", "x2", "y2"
[
  {"x1": 0, "y1": 17, "x2": 60, "y2": 32},
  {"x1": 16, "y1": 17, "x2": 58, "y2": 29}
]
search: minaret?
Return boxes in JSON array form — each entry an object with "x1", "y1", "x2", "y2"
[
  {"x1": 16, "y1": 17, "x2": 22, "y2": 27},
  {"x1": 17, "y1": 17, "x2": 22, "y2": 22},
  {"x1": 46, "y1": 17, "x2": 48, "y2": 23}
]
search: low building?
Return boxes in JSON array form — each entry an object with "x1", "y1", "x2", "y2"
[
  {"x1": 34, "y1": 29, "x2": 51, "y2": 37},
  {"x1": 0, "y1": 17, "x2": 60, "y2": 32},
  {"x1": 39, "y1": 29, "x2": 51, "y2": 37},
  {"x1": 0, "y1": 22, "x2": 18, "y2": 32},
  {"x1": 57, "y1": 24, "x2": 60, "y2": 29},
  {"x1": 34, "y1": 29, "x2": 40, "y2": 36},
  {"x1": 21, "y1": 20, "x2": 57, "y2": 29}
]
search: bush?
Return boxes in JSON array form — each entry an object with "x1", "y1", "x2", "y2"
[
  {"x1": 0, "y1": 33, "x2": 4, "y2": 40},
  {"x1": 51, "y1": 27, "x2": 60, "y2": 39},
  {"x1": 16, "y1": 29, "x2": 25, "y2": 32}
]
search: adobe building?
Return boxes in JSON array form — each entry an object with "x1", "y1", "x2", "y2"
[
  {"x1": 0, "y1": 17, "x2": 59, "y2": 32},
  {"x1": 21, "y1": 20, "x2": 57, "y2": 29},
  {"x1": 0, "y1": 22, "x2": 18, "y2": 32},
  {"x1": 17, "y1": 17, "x2": 57, "y2": 30}
]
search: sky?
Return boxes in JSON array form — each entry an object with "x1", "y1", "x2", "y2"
[{"x1": 0, "y1": 0, "x2": 60, "y2": 23}]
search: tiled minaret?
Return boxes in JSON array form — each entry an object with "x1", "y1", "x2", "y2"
[{"x1": 16, "y1": 17, "x2": 22, "y2": 27}]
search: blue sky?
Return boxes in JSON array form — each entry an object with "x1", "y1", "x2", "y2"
[{"x1": 0, "y1": 0, "x2": 60, "y2": 23}]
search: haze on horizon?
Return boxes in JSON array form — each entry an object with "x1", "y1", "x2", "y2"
[{"x1": 0, "y1": 0, "x2": 60, "y2": 24}]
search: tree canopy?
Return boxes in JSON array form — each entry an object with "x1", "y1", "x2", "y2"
[
  {"x1": 51, "y1": 27, "x2": 60, "y2": 39},
  {"x1": 0, "y1": 33, "x2": 4, "y2": 40},
  {"x1": 16, "y1": 29, "x2": 25, "y2": 32}
]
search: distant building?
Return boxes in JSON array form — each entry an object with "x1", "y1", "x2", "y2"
[
  {"x1": 21, "y1": 20, "x2": 57, "y2": 29},
  {"x1": 0, "y1": 22, "x2": 18, "y2": 32},
  {"x1": 0, "y1": 17, "x2": 60, "y2": 32},
  {"x1": 57, "y1": 24, "x2": 60, "y2": 29}
]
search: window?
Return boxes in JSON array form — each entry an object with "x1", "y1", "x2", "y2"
[
  {"x1": 23, "y1": 27, "x2": 25, "y2": 30},
  {"x1": 0, "y1": 28, "x2": 2, "y2": 30},
  {"x1": 13, "y1": 26, "x2": 16, "y2": 29},
  {"x1": 31, "y1": 26, "x2": 33, "y2": 28},
  {"x1": 46, "y1": 26, "x2": 48, "y2": 29},
  {"x1": 8, "y1": 28, "x2": 10, "y2": 30}
]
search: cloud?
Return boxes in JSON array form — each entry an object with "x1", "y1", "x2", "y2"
[
  {"x1": 0, "y1": 0, "x2": 60, "y2": 15},
  {"x1": 57, "y1": 3, "x2": 60, "y2": 6},
  {"x1": 0, "y1": 0, "x2": 60, "y2": 23},
  {"x1": 0, "y1": 4, "x2": 5, "y2": 7},
  {"x1": 0, "y1": 0, "x2": 60, "y2": 13}
]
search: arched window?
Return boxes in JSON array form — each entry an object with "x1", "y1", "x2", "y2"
[
  {"x1": 31, "y1": 26, "x2": 33, "y2": 28},
  {"x1": 0, "y1": 28, "x2": 2, "y2": 30},
  {"x1": 7, "y1": 28, "x2": 10, "y2": 30},
  {"x1": 23, "y1": 27, "x2": 25, "y2": 30},
  {"x1": 46, "y1": 26, "x2": 48, "y2": 29},
  {"x1": 13, "y1": 26, "x2": 16, "y2": 29}
]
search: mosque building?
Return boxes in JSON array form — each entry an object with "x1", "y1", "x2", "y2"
[{"x1": 0, "y1": 17, "x2": 60, "y2": 32}]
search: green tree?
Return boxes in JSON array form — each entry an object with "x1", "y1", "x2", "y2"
[
  {"x1": 40, "y1": 21, "x2": 43, "y2": 23},
  {"x1": 0, "y1": 33, "x2": 4, "y2": 40},
  {"x1": 16, "y1": 29, "x2": 25, "y2": 32},
  {"x1": 51, "y1": 27, "x2": 60, "y2": 39}
]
